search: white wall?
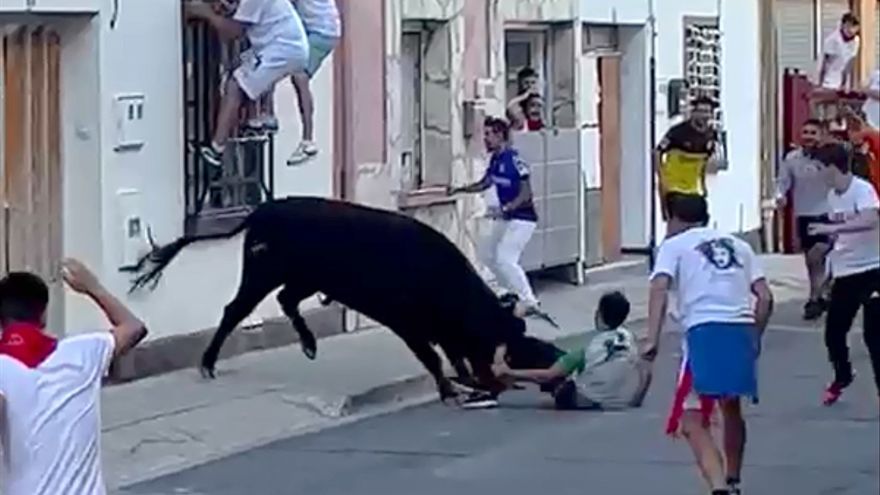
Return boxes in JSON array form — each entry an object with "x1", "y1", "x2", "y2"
[
  {"x1": 618, "y1": 25, "x2": 651, "y2": 249},
  {"x1": 581, "y1": 0, "x2": 650, "y2": 24},
  {"x1": 58, "y1": 0, "x2": 335, "y2": 338},
  {"x1": 716, "y1": 0, "x2": 761, "y2": 233},
  {"x1": 651, "y1": 0, "x2": 763, "y2": 239}
]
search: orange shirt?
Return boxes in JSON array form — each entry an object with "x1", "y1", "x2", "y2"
[{"x1": 853, "y1": 129, "x2": 880, "y2": 194}]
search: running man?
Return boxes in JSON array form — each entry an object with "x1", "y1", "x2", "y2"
[
  {"x1": 447, "y1": 117, "x2": 542, "y2": 314},
  {"x1": 655, "y1": 96, "x2": 720, "y2": 220},
  {"x1": 808, "y1": 143, "x2": 880, "y2": 406},
  {"x1": 0, "y1": 260, "x2": 147, "y2": 495},
  {"x1": 641, "y1": 195, "x2": 774, "y2": 495},
  {"x1": 187, "y1": 0, "x2": 309, "y2": 168},
  {"x1": 287, "y1": 0, "x2": 341, "y2": 164},
  {"x1": 775, "y1": 119, "x2": 832, "y2": 319}
]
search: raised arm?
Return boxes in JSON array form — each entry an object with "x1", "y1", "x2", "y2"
[{"x1": 62, "y1": 259, "x2": 148, "y2": 359}]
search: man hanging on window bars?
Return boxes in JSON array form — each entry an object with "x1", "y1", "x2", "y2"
[{"x1": 184, "y1": 0, "x2": 309, "y2": 168}]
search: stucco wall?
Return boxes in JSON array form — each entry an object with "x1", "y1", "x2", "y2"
[{"x1": 56, "y1": 0, "x2": 335, "y2": 338}]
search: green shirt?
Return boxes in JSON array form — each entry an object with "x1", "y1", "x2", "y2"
[{"x1": 553, "y1": 327, "x2": 642, "y2": 408}]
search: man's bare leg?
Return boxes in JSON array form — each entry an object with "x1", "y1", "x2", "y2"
[
  {"x1": 806, "y1": 243, "x2": 829, "y2": 300},
  {"x1": 804, "y1": 242, "x2": 831, "y2": 320},
  {"x1": 201, "y1": 77, "x2": 246, "y2": 167},
  {"x1": 681, "y1": 411, "x2": 727, "y2": 492},
  {"x1": 720, "y1": 398, "x2": 746, "y2": 491},
  {"x1": 288, "y1": 71, "x2": 318, "y2": 164}
]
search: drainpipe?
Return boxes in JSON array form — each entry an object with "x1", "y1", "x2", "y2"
[{"x1": 647, "y1": 0, "x2": 658, "y2": 270}]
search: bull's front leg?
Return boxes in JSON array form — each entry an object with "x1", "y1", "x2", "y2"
[{"x1": 399, "y1": 334, "x2": 458, "y2": 403}]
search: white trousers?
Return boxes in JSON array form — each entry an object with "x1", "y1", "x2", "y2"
[{"x1": 480, "y1": 219, "x2": 538, "y2": 305}]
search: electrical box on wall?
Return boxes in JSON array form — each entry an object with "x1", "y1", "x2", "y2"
[
  {"x1": 113, "y1": 93, "x2": 146, "y2": 152},
  {"x1": 473, "y1": 78, "x2": 503, "y2": 117},
  {"x1": 116, "y1": 189, "x2": 149, "y2": 271}
]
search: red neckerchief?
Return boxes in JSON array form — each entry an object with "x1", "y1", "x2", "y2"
[
  {"x1": 0, "y1": 322, "x2": 58, "y2": 368},
  {"x1": 526, "y1": 118, "x2": 544, "y2": 131},
  {"x1": 840, "y1": 29, "x2": 856, "y2": 42}
]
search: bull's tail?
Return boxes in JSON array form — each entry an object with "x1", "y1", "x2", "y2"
[{"x1": 128, "y1": 217, "x2": 252, "y2": 293}]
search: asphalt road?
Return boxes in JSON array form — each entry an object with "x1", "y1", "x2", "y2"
[{"x1": 122, "y1": 302, "x2": 879, "y2": 495}]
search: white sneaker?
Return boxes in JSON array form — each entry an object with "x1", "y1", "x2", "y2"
[{"x1": 287, "y1": 141, "x2": 318, "y2": 165}]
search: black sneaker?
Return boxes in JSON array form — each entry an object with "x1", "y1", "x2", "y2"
[
  {"x1": 727, "y1": 478, "x2": 742, "y2": 495},
  {"x1": 199, "y1": 145, "x2": 223, "y2": 168},
  {"x1": 460, "y1": 391, "x2": 499, "y2": 410},
  {"x1": 803, "y1": 299, "x2": 825, "y2": 321}
]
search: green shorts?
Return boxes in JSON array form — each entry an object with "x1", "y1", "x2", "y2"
[{"x1": 306, "y1": 31, "x2": 338, "y2": 78}]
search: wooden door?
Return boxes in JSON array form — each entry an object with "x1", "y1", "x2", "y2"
[
  {"x1": 1, "y1": 26, "x2": 64, "y2": 332},
  {"x1": 599, "y1": 56, "x2": 622, "y2": 262}
]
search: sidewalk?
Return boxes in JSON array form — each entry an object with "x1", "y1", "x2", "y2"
[{"x1": 102, "y1": 254, "x2": 811, "y2": 491}]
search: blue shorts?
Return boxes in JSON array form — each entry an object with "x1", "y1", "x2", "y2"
[
  {"x1": 306, "y1": 32, "x2": 338, "y2": 78},
  {"x1": 685, "y1": 322, "x2": 759, "y2": 401}
]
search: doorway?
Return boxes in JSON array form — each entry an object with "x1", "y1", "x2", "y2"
[
  {"x1": 1, "y1": 25, "x2": 65, "y2": 332},
  {"x1": 598, "y1": 55, "x2": 622, "y2": 262}
]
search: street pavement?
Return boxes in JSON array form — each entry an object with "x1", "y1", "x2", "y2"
[{"x1": 119, "y1": 298, "x2": 879, "y2": 495}]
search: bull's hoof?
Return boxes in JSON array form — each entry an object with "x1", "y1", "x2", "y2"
[
  {"x1": 199, "y1": 365, "x2": 217, "y2": 380},
  {"x1": 301, "y1": 341, "x2": 317, "y2": 360}
]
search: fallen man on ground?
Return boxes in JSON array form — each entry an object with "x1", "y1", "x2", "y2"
[{"x1": 489, "y1": 291, "x2": 652, "y2": 410}]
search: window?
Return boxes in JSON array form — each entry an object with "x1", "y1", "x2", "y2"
[
  {"x1": 182, "y1": 20, "x2": 274, "y2": 235},
  {"x1": 683, "y1": 18, "x2": 723, "y2": 128},
  {"x1": 400, "y1": 21, "x2": 453, "y2": 191},
  {"x1": 504, "y1": 30, "x2": 548, "y2": 102},
  {"x1": 401, "y1": 29, "x2": 424, "y2": 190}
]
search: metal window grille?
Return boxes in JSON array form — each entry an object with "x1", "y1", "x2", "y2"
[
  {"x1": 684, "y1": 20, "x2": 723, "y2": 128},
  {"x1": 182, "y1": 20, "x2": 274, "y2": 234}
]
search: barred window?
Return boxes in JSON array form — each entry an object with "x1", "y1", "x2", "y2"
[
  {"x1": 182, "y1": 20, "x2": 275, "y2": 235},
  {"x1": 683, "y1": 18, "x2": 722, "y2": 128}
]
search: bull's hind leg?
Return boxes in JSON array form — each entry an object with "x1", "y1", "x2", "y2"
[
  {"x1": 201, "y1": 236, "x2": 282, "y2": 378},
  {"x1": 277, "y1": 284, "x2": 319, "y2": 360}
]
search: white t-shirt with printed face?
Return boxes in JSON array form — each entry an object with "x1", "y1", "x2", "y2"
[
  {"x1": 863, "y1": 70, "x2": 880, "y2": 130},
  {"x1": 826, "y1": 177, "x2": 880, "y2": 278},
  {"x1": 820, "y1": 30, "x2": 860, "y2": 89},
  {"x1": 0, "y1": 333, "x2": 116, "y2": 495},
  {"x1": 292, "y1": 0, "x2": 341, "y2": 38},
  {"x1": 651, "y1": 227, "x2": 764, "y2": 330},
  {"x1": 234, "y1": 0, "x2": 308, "y2": 55}
]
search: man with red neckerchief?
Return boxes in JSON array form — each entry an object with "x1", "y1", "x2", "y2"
[{"x1": 0, "y1": 259, "x2": 147, "y2": 495}]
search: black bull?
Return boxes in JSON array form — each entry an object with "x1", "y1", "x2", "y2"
[{"x1": 130, "y1": 196, "x2": 554, "y2": 400}]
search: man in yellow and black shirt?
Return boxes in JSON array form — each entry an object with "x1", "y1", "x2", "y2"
[{"x1": 656, "y1": 96, "x2": 719, "y2": 219}]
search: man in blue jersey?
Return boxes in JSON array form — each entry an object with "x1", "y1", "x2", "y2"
[{"x1": 448, "y1": 117, "x2": 541, "y2": 315}]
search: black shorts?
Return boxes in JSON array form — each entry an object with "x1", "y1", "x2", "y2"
[{"x1": 796, "y1": 215, "x2": 831, "y2": 250}]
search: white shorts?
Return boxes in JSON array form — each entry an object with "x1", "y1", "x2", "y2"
[{"x1": 233, "y1": 45, "x2": 307, "y2": 101}]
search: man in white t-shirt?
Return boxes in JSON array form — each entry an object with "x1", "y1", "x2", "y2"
[
  {"x1": 861, "y1": 68, "x2": 880, "y2": 129},
  {"x1": 818, "y1": 13, "x2": 861, "y2": 90},
  {"x1": 641, "y1": 195, "x2": 774, "y2": 495},
  {"x1": 807, "y1": 143, "x2": 880, "y2": 406},
  {"x1": 185, "y1": 0, "x2": 309, "y2": 168},
  {"x1": 0, "y1": 260, "x2": 147, "y2": 495}
]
